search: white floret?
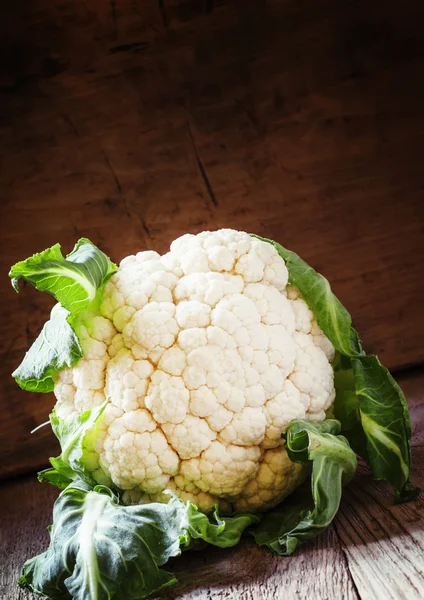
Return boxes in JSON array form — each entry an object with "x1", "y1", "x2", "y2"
[
  {"x1": 235, "y1": 250, "x2": 266, "y2": 282},
  {"x1": 175, "y1": 301, "x2": 211, "y2": 328},
  {"x1": 83, "y1": 316, "x2": 117, "y2": 345},
  {"x1": 145, "y1": 370, "x2": 189, "y2": 424},
  {"x1": 180, "y1": 441, "x2": 261, "y2": 497},
  {"x1": 263, "y1": 380, "x2": 306, "y2": 448},
  {"x1": 174, "y1": 273, "x2": 244, "y2": 307},
  {"x1": 234, "y1": 445, "x2": 307, "y2": 512},
  {"x1": 158, "y1": 346, "x2": 187, "y2": 376},
  {"x1": 162, "y1": 415, "x2": 216, "y2": 459},
  {"x1": 207, "y1": 245, "x2": 235, "y2": 271},
  {"x1": 97, "y1": 405, "x2": 179, "y2": 492},
  {"x1": 189, "y1": 386, "x2": 221, "y2": 417},
  {"x1": 122, "y1": 476, "x2": 230, "y2": 514},
  {"x1": 108, "y1": 333, "x2": 126, "y2": 358},
  {"x1": 311, "y1": 321, "x2": 336, "y2": 362},
  {"x1": 105, "y1": 348, "x2": 154, "y2": 411},
  {"x1": 177, "y1": 327, "x2": 208, "y2": 353},
  {"x1": 123, "y1": 302, "x2": 179, "y2": 358},
  {"x1": 219, "y1": 407, "x2": 267, "y2": 446},
  {"x1": 289, "y1": 332, "x2": 335, "y2": 421}
]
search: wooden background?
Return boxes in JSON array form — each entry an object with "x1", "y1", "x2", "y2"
[{"x1": 1, "y1": 1, "x2": 424, "y2": 598}]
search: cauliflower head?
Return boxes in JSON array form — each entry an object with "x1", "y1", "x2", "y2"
[{"x1": 54, "y1": 230, "x2": 336, "y2": 513}]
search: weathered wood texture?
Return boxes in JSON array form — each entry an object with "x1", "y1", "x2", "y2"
[
  {"x1": 1, "y1": 368, "x2": 423, "y2": 600},
  {"x1": 1, "y1": 2, "x2": 424, "y2": 482}
]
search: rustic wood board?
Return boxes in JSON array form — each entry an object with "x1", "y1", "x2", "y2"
[
  {"x1": 1, "y1": 1, "x2": 424, "y2": 481},
  {"x1": 1, "y1": 369, "x2": 423, "y2": 600}
]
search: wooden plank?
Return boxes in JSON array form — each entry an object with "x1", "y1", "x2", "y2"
[
  {"x1": 1, "y1": 1, "x2": 424, "y2": 480},
  {"x1": 333, "y1": 369, "x2": 424, "y2": 600},
  {"x1": 1, "y1": 368, "x2": 423, "y2": 600},
  {"x1": 334, "y1": 451, "x2": 424, "y2": 600},
  {"x1": 162, "y1": 528, "x2": 360, "y2": 600}
]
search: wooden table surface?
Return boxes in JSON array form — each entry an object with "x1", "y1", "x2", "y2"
[{"x1": 1, "y1": 1, "x2": 424, "y2": 599}]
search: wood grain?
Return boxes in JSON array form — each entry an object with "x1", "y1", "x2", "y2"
[
  {"x1": 1, "y1": 367, "x2": 423, "y2": 600},
  {"x1": 1, "y1": 1, "x2": 424, "y2": 480},
  {"x1": 335, "y1": 453, "x2": 424, "y2": 600}
]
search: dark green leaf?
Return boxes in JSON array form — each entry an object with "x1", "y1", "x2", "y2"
[
  {"x1": 352, "y1": 356, "x2": 419, "y2": 501},
  {"x1": 20, "y1": 481, "x2": 259, "y2": 600},
  {"x1": 254, "y1": 235, "x2": 419, "y2": 502},
  {"x1": 19, "y1": 482, "x2": 185, "y2": 600},
  {"x1": 252, "y1": 419, "x2": 357, "y2": 555},
  {"x1": 12, "y1": 304, "x2": 82, "y2": 393}
]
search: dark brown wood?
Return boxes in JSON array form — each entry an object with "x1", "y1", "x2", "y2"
[
  {"x1": 1, "y1": 368, "x2": 423, "y2": 600},
  {"x1": 1, "y1": 1, "x2": 423, "y2": 481}
]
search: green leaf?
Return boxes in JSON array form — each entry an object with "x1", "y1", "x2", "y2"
[
  {"x1": 19, "y1": 482, "x2": 186, "y2": 600},
  {"x1": 20, "y1": 481, "x2": 258, "y2": 600},
  {"x1": 186, "y1": 504, "x2": 260, "y2": 548},
  {"x1": 252, "y1": 419, "x2": 357, "y2": 555},
  {"x1": 352, "y1": 356, "x2": 420, "y2": 501},
  {"x1": 38, "y1": 463, "x2": 73, "y2": 490},
  {"x1": 10, "y1": 238, "x2": 117, "y2": 315},
  {"x1": 49, "y1": 402, "x2": 108, "y2": 487},
  {"x1": 12, "y1": 304, "x2": 82, "y2": 393},
  {"x1": 10, "y1": 239, "x2": 117, "y2": 393},
  {"x1": 254, "y1": 235, "x2": 418, "y2": 502}
]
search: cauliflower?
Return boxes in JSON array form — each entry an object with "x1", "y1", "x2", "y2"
[
  {"x1": 53, "y1": 230, "x2": 335, "y2": 513},
  {"x1": 12, "y1": 230, "x2": 415, "y2": 600}
]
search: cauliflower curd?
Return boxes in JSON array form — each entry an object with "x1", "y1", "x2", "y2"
[{"x1": 54, "y1": 230, "x2": 336, "y2": 513}]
